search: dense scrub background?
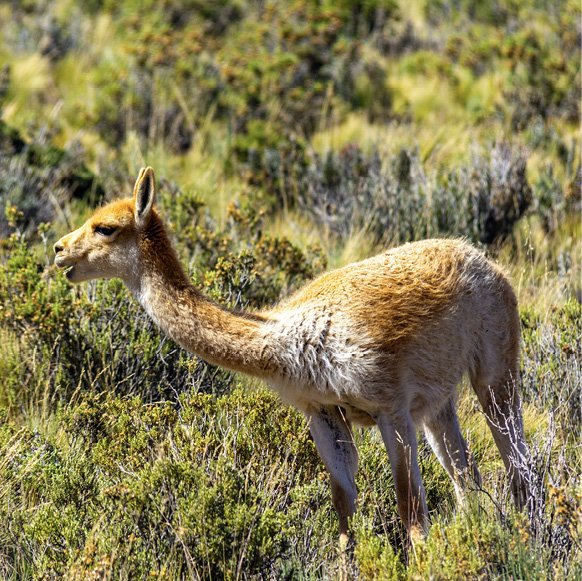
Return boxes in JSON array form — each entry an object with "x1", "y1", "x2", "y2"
[{"x1": 0, "y1": 0, "x2": 580, "y2": 578}]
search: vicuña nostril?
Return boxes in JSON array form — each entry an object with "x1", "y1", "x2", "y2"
[{"x1": 54, "y1": 243, "x2": 64, "y2": 254}]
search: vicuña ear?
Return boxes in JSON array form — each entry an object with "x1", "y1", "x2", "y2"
[{"x1": 133, "y1": 166, "x2": 156, "y2": 226}]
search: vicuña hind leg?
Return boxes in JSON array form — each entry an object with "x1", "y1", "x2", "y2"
[
  {"x1": 376, "y1": 410, "x2": 428, "y2": 543},
  {"x1": 423, "y1": 398, "x2": 481, "y2": 504},
  {"x1": 471, "y1": 369, "x2": 530, "y2": 510}
]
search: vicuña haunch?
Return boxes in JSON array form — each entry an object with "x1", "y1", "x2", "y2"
[{"x1": 54, "y1": 167, "x2": 531, "y2": 547}]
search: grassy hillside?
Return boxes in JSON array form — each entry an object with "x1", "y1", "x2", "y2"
[{"x1": 0, "y1": 0, "x2": 580, "y2": 578}]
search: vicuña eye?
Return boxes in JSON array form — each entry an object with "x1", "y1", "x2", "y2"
[{"x1": 95, "y1": 225, "x2": 117, "y2": 236}]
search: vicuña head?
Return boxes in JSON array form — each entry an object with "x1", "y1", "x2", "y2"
[
  {"x1": 54, "y1": 167, "x2": 163, "y2": 286},
  {"x1": 54, "y1": 167, "x2": 532, "y2": 552}
]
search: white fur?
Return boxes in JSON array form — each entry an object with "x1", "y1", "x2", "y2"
[{"x1": 262, "y1": 307, "x2": 379, "y2": 409}]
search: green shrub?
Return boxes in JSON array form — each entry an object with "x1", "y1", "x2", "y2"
[
  {"x1": 159, "y1": 188, "x2": 326, "y2": 308},
  {"x1": 0, "y1": 387, "x2": 326, "y2": 579},
  {"x1": 354, "y1": 522, "x2": 405, "y2": 580},
  {"x1": 503, "y1": 22, "x2": 580, "y2": 129},
  {"x1": 0, "y1": 188, "x2": 325, "y2": 409},
  {"x1": 85, "y1": 0, "x2": 395, "y2": 160},
  {"x1": 521, "y1": 300, "x2": 581, "y2": 442},
  {"x1": 0, "y1": 121, "x2": 104, "y2": 237}
]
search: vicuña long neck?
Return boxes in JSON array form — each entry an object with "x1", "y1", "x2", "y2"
[{"x1": 131, "y1": 215, "x2": 275, "y2": 378}]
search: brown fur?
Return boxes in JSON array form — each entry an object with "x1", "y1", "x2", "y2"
[{"x1": 54, "y1": 167, "x2": 531, "y2": 546}]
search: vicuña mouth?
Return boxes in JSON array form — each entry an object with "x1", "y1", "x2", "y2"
[
  {"x1": 64, "y1": 266, "x2": 75, "y2": 279},
  {"x1": 54, "y1": 256, "x2": 70, "y2": 268}
]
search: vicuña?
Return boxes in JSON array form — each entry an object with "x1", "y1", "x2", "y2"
[{"x1": 54, "y1": 167, "x2": 531, "y2": 546}]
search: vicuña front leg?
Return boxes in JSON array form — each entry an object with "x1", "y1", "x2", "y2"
[
  {"x1": 376, "y1": 411, "x2": 428, "y2": 543},
  {"x1": 306, "y1": 405, "x2": 359, "y2": 550},
  {"x1": 423, "y1": 398, "x2": 481, "y2": 505}
]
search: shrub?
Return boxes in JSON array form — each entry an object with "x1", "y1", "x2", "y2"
[
  {"x1": 86, "y1": 0, "x2": 395, "y2": 160},
  {"x1": 503, "y1": 23, "x2": 580, "y2": 129},
  {"x1": 92, "y1": 58, "x2": 197, "y2": 153},
  {"x1": 521, "y1": 300, "x2": 581, "y2": 443},
  {"x1": 0, "y1": 121, "x2": 104, "y2": 237},
  {"x1": 255, "y1": 143, "x2": 532, "y2": 246},
  {"x1": 159, "y1": 186, "x2": 326, "y2": 308},
  {"x1": 0, "y1": 3, "x2": 84, "y2": 60},
  {"x1": 0, "y1": 387, "x2": 323, "y2": 579},
  {"x1": 0, "y1": 184, "x2": 325, "y2": 409},
  {"x1": 0, "y1": 231, "x2": 204, "y2": 405},
  {"x1": 533, "y1": 158, "x2": 581, "y2": 234}
]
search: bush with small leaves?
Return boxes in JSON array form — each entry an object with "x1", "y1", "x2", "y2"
[
  {"x1": 0, "y1": 121, "x2": 104, "y2": 237},
  {"x1": 260, "y1": 143, "x2": 532, "y2": 246}
]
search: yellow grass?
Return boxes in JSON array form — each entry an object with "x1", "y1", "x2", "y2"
[
  {"x1": 2, "y1": 53, "x2": 52, "y2": 130},
  {"x1": 501, "y1": 216, "x2": 581, "y2": 309}
]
